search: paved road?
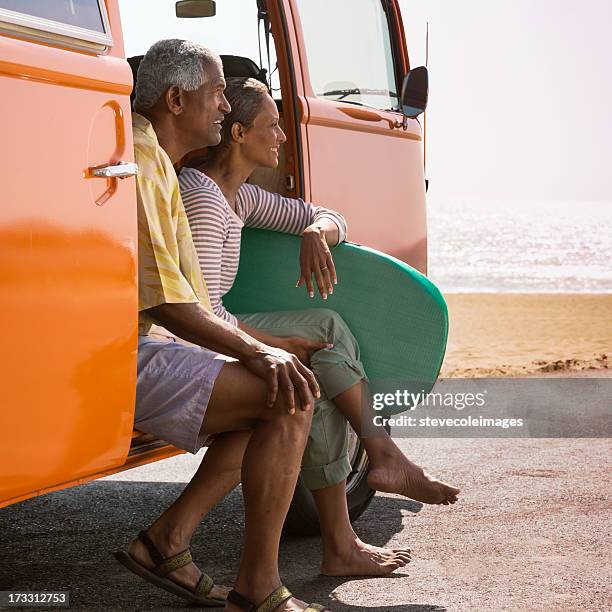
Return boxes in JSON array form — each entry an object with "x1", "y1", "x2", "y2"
[{"x1": 1, "y1": 437, "x2": 610, "y2": 611}]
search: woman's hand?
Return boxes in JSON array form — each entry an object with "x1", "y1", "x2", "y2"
[
  {"x1": 279, "y1": 336, "x2": 332, "y2": 366},
  {"x1": 296, "y1": 224, "x2": 337, "y2": 299}
]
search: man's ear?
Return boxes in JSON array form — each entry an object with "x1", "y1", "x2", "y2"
[
  {"x1": 165, "y1": 85, "x2": 184, "y2": 116},
  {"x1": 231, "y1": 121, "x2": 246, "y2": 143}
]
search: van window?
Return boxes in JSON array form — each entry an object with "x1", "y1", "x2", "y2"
[
  {"x1": 0, "y1": 0, "x2": 112, "y2": 51},
  {"x1": 0, "y1": 0, "x2": 106, "y2": 33},
  {"x1": 295, "y1": 0, "x2": 399, "y2": 111},
  {"x1": 119, "y1": 0, "x2": 281, "y2": 98}
]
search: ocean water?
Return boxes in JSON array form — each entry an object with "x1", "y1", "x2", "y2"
[{"x1": 427, "y1": 199, "x2": 612, "y2": 293}]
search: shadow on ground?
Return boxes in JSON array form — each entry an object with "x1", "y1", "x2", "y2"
[{"x1": 0, "y1": 481, "x2": 440, "y2": 611}]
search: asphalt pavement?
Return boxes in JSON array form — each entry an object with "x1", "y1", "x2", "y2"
[{"x1": 1, "y1": 437, "x2": 610, "y2": 611}]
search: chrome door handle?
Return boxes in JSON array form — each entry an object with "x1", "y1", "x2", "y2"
[{"x1": 92, "y1": 161, "x2": 138, "y2": 179}]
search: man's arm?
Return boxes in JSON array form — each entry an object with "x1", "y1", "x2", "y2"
[{"x1": 147, "y1": 302, "x2": 320, "y2": 413}]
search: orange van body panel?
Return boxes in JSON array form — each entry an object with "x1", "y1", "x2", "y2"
[
  {"x1": 284, "y1": 0, "x2": 428, "y2": 273},
  {"x1": 0, "y1": 6, "x2": 138, "y2": 506}
]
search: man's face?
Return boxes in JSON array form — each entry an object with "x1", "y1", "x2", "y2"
[{"x1": 181, "y1": 62, "x2": 230, "y2": 149}]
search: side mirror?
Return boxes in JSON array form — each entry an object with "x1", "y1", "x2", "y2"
[
  {"x1": 400, "y1": 66, "x2": 428, "y2": 119},
  {"x1": 176, "y1": 0, "x2": 216, "y2": 18}
]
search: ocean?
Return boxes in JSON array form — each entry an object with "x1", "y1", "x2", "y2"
[{"x1": 426, "y1": 199, "x2": 612, "y2": 293}]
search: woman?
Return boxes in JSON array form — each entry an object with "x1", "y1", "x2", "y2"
[{"x1": 179, "y1": 78, "x2": 460, "y2": 577}]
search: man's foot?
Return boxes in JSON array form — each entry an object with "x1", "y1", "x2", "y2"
[
  {"x1": 225, "y1": 584, "x2": 327, "y2": 611},
  {"x1": 367, "y1": 451, "x2": 460, "y2": 505},
  {"x1": 127, "y1": 529, "x2": 230, "y2": 601},
  {"x1": 320, "y1": 537, "x2": 412, "y2": 577},
  {"x1": 225, "y1": 596, "x2": 314, "y2": 612}
]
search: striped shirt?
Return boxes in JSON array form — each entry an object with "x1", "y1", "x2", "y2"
[{"x1": 179, "y1": 167, "x2": 347, "y2": 326}]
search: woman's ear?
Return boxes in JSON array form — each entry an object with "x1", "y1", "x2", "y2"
[{"x1": 231, "y1": 121, "x2": 247, "y2": 144}]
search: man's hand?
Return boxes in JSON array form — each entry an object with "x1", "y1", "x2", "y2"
[
  {"x1": 243, "y1": 343, "x2": 321, "y2": 414},
  {"x1": 278, "y1": 336, "x2": 332, "y2": 366},
  {"x1": 296, "y1": 224, "x2": 337, "y2": 299},
  {"x1": 147, "y1": 302, "x2": 321, "y2": 415}
]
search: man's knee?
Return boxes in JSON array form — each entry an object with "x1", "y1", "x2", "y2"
[{"x1": 265, "y1": 405, "x2": 313, "y2": 448}]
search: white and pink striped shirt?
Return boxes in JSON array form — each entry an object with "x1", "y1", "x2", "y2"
[{"x1": 179, "y1": 167, "x2": 347, "y2": 325}]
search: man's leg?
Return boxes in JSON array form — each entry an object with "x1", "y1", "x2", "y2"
[
  {"x1": 133, "y1": 358, "x2": 316, "y2": 610},
  {"x1": 127, "y1": 429, "x2": 250, "y2": 599},
  {"x1": 201, "y1": 363, "x2": 316, "y2": 610}
]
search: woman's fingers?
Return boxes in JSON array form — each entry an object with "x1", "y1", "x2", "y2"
[
  {"x1": 301, "y1": 264, "x2": 315, "y2": 298},
  {"x1": 326, "y1": 253, "x2": 338, "y2": 286},
  {"x1": 313, "y1": 265, "x2": 327, "y2": 299},
  {"x1": 297, "y1": 250, "x2": 338, "y2": 299},
  {"x1": 306, "y1": 338, "x2": 331, "y2": 351}
]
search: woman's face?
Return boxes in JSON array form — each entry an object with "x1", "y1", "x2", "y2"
[{"x1": 240, "y1": 94, "x2": 286, "y2": 168}]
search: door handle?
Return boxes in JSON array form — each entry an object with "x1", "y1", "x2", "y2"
[{"x1": 91, "y1": 161, "x2": 138, "y2": 179}]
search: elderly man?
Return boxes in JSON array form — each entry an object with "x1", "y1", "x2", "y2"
[{"x1": 114, "y1": 39, "x2": 327, "y2": 612}]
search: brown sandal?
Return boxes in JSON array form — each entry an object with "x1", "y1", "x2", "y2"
[
  {"x1": 227, "y1": 585, "x2": 328, "y2": 612},
  {"x1": 114, "y1": 530, "x2": 225, "y2": 607}
]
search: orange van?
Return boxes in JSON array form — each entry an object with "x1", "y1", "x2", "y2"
[{"x1": 0, "y1": 0, "x2": 428, "y2": 532}]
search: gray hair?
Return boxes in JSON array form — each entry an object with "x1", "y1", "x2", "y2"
[
  {"x1": 208, "y1": 77, "x2": 270, "y2": 160},
  {"x1": 134, "y1": 39, "x2": 222, "y2": 112}
]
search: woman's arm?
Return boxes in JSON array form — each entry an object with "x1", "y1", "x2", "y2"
[
  {"x1": 239, "y1": 184, "x2": 347, "y2": 298},
  {"x1": 239, "y1": 183, "x2": 348, "y2": 245}
]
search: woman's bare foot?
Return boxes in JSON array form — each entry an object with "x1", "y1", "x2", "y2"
[
  {"x1": 320, "y1": 536, "x2": 412, "y2": 577},
  {"x1": 367, "y1": 450, "x2": 460, "y2": 505},
  {"x1": 127, "y1": 529, "x2": 230, "y2": 601}
]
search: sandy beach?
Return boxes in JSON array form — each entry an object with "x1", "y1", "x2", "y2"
[{"x1": 440, "y1": 293, "x2": 612, "y2": 378}]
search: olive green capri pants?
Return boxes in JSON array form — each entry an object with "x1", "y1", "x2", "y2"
[{"x1": 237, "y1": 308, "x2": 367, "y2": 491}]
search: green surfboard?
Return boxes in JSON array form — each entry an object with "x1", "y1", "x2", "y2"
[{"x1": 224, "y1": 228, "x2": 448, "y2": 416}]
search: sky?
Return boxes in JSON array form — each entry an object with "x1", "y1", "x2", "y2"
[
  {"x1": 119, "y1": 0, "x2": 612, "y2": 204},
  {"x1": 400, "y1": 0, "x2": 612, "y2": 203}
]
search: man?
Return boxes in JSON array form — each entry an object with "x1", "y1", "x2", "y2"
[{"x1": 115, "y1": 39, "x2": 328, "y2": 612}]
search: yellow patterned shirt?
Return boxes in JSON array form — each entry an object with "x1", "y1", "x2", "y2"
[{"x1": 133, "y1": 113, "x2": 212, "y2": 335}]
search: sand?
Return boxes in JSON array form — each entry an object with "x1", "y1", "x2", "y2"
[{"x1": 440, "y1": 293, "x2": 612, "y2": 377}]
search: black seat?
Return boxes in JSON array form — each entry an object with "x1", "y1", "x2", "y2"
[
  {"x1": 128, "y1": 54, "x2": 268, "y2": 107},
  {"x1": 220, "y1": 54, "x2": 268, "y2": 85}
]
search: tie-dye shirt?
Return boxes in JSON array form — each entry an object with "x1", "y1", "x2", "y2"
[{"x1": 132, "y1": 113, "x2": 212, "y2": 335}]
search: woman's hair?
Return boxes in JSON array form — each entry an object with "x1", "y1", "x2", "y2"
[
  {"x1": 134, "y1": 39, "x2": 222, "y2": 113},
  {"x1": 208, "y1": 77, "x2": 270, "y2": 161}
]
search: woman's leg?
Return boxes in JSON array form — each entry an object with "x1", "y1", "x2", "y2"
[
  {"x1": 333, "y1": 382, "x2": 461, "y2": 505},
  {"x1": 235, "y1": 309, "x2": 411, "y2": 575},
  {"x1": 240, "y1": 308, "x2": 460, "y2": 505},
  {"x1": 311, "y1": 480, "x2": 411, "y2": 576}
]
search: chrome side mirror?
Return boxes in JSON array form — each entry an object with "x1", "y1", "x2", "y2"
[
  {"x1": 176, "y1": 0, "x2": 216, "y2": 18},
  {"x1": 400, "y1": 66, "x2": 428, "y2": 119}
]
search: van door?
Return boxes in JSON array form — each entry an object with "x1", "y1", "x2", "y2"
[
  {"x1": 0, "y1": 0, "x2": 137, "y2": 507},
  {"x1": 288, "y1": 0, "x2": 427, "y2": 272}
]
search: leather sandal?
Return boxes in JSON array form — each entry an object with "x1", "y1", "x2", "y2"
[
  {"x1": 227, "y1": 585, "x2": 328, "y2": 612},
  {"x1": 114, "y1": 530, "x2": 225, "y2": 607}
]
